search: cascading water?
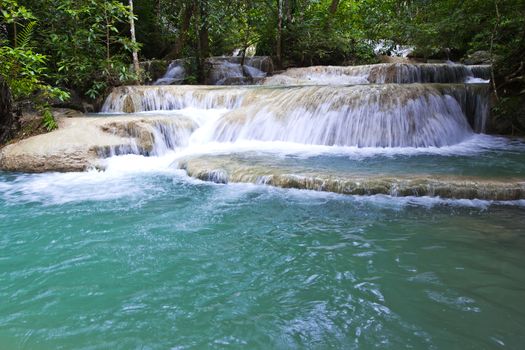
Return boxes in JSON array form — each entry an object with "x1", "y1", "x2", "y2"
[
  {"x1": 210, "y1": 85, "x2": 476, "y2": 147},
  {"x1": 94, "y1": 61, "x2": 510, "y2": 199},
  {"x1": 102, "y1": 83, "x2": 489, "y2": 148},
  {"x1": 154, "y1": 61, "x2": 186, "y2": 85},
  {"x1": 206, "y1": 58, "x2": 268, "y2": 85},
  {"x1": 262, "y1": 63, "x2": 491, "y2": 85}
]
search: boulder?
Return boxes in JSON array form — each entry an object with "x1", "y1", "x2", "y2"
[
  {"x1": 140, "y1": 60, "x2": 171, "y2": 84},
  {"x1": 0, "y1": 110, "x2": 192, "y2": 172},
  {"x1": 462, "y1": 51, "x2": 492, "y2": 65}
]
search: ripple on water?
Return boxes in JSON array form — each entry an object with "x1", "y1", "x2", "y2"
[{"x1": 1, "y1": 167, "x2": 525, "y2": 349}]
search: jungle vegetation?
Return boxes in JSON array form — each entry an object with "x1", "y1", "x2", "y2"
[{"x1": 0, "y1": 0, "x2": 524, "y2": 133}]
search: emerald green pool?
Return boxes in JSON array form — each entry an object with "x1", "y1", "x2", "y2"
[{"x1": 1, "y1": 165, "x2": 524, "y2": 349}]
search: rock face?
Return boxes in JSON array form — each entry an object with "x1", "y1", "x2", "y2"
[
  {"x1": 462, "y1": 51, "x2": 492, "y2": 65},
  {"x1": 0, "y1": 77, "x2": 17, "y2": 144},
  {"x1": 140, "y1": 60, "x2": 173, "y2": 84},
  {"x1": 0, "y1": 109, "x2": 193, "y2": 172},
  {"x1": 205, "y1": 56, "x2": 273, "y2": 85}
]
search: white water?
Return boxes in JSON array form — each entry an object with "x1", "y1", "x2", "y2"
[
  {"x1": 210, "y1": 61, "x2": 245, "y2": 85},
  {"x1": 57, "y1": 62, "x2": 523, "y2": 203},
  {"x1": 154, "y1": 61, "x2": 186, "y2": 85},
  {"x1": 2, "y1": 159, "x2": 524, "y2": 208},
  {"x1": 102, "y1": 84, "x2": 488, "y2": 147},
  {"x1": 94, "y1": 106, "x2": 516, "y2": 158},
  {"x1": 263, "y1": 64, "x2": 491, "y2": 85},
  {"x1": 373, "y1": 41, "x2": 414, "y2": 57}
]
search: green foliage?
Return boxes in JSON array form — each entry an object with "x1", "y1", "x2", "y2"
[
  {"x1": 0, "y1": 0, "x2": 69, "y2": 102},
  {"x1": 1, "y1": 0, "x2": 138, "y2": 101},
  {"x1": 41, "y1": 106, "x2": 57, "y2": 131},
  {"x1": 35, "y1": 0, "x2": 140, "y2": 98},
  {"x1": 0, "y1": 0, "x2": 523, "y2": 136},
  {"x1": 277, "y1": 0, "x2": 377, "y2": 66}
]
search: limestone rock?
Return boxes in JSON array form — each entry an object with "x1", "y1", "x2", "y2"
[
  {"x1": 462, "y1": 51, "x2": 492, "y2": 65},
  {"x1": 0, "y1": 110, "x2": 191, "y2": 172},
  {"x1": 178, "y1": 155, "x2": 525, "y2": 201}
]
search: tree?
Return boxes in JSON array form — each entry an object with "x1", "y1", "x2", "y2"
[{"x1": 129, "y1": 0, "x2": 140, "y2": 77}]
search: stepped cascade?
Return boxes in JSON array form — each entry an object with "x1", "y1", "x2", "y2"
[
  {"x1": 4, "y1": 3, "x2": 525, "y2": 349},
  {"x1": 101, "y1": 63, "x2": 493, "y2": 149},
  {"x1": 262, "y1": 63, "x2": 491, "y2": 85},
  {"x1": 21, "y1": 58, "x2": 512, "y2": 200},
  {"x1": 152, "y1": 56, "x2": 273, "y2": 86}
]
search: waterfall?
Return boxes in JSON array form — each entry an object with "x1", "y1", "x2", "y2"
[
  {"x1": 210, "y1": 85, "x2": 476, "y2": 147},
  {"x1": 208, "y1": 61, "x2": 246, "y2": 85},
  {"x1": 95, "y1": 117, "x2": 198, "y2": 157},
  {"x1": 102, "y1": 83, "x2": 488, "y2": 148},
  {"x1": 102, "y1": 86, "x2": 247, "y2": 113},
  {"x1": 263, "y1": 63, "x2": 491, "y2": 85},
  {"x1": 101, "y1": 62, "x2": 491, "y2": 150},
  {"x1": 154, "y1": 61, "x2": 186, "y2": 85}
]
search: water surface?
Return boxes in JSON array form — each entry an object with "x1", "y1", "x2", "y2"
[{"x1": 1, "y1": 169, "x2": 524, "y2": 349}]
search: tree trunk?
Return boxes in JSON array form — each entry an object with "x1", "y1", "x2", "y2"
[
  {"x1": 490, "y1": 0, "x2": 500, "y2": 101},
  {"x1": 325, "y1": 0, "x2": 339, "y2": 30},
  {"x1": 104, "y1": 5, "x2": 110, "y2": 60},
  {"x1": 329, "y1": 0, "x2": 339, "y2": 15},
  {"x1": 129, "y1": 0, "x2": 141, "y2": 77},
  {"x1": 285, "y1": 0, "x2": 292, "y2": 23},
  {"x1": 276, "y1": 0, "x2": 283, "y2": 69},
  {"x1": 195, "y1": 0, "x2": 210, "y2": 83},
  {"x1": 13, "y1": 22, "x2": 17, "y2": 47},
  {"x1": 165, "y1": 2, "x2": 194, "y2": 60},
  {"x1": 0, "y1": 77, "x2": 16, "y2": 144},
  {"x1": 198, "y1": 0, "x2": 210, "y2": 59}
]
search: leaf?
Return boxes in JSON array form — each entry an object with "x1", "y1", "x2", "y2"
[{"x1": 16, "y1": 21, "x2": 36, "y2": 48}]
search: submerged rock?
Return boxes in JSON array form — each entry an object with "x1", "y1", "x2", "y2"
[{"x1": 178, "y1": 155, "x2": 525, "y2": 201}]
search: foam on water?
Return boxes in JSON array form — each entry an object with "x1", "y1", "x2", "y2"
[
  {"x1": 1, "y1": 130, "x2": 523, "y2": 206},
  {"x1": 0, "y1": 154, "x2": 185, "y2": 205},
  {"x1": 166, "y1": 134, "x2": 518, "y2": 160},
  {"x1": 2, "y1": 166, "x2": 524, "y2": 209}
]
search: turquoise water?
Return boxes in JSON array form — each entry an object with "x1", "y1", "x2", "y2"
[
  {"x1": 1, "y1": 168, "x2": 525, "y2": 349},
  {"x1": 197, "y1": 140, "x2": 525, "y2": 179}
]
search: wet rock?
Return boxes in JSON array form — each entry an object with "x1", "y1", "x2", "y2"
[
  {"x1": 140, "y1": 60, "x2": 171, "y2": 84},
  {"x1": 0, "y1": 111, "x2": 191, "y2": 172},
  {"x1": 462, "y1": 51, "x2": 492, "y2": 65},
  {"x1": 178, "y1": 155, "x2": 525, "y2": 201},
  {"x1": 122, "y1": 95, "x2": 135, "y2": 113}
]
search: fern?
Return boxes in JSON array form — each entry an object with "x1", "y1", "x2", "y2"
[
  {"x1": 42, "y1": 108, "x2": 58, "y2": 131},
  {"x1": 16, "y1": 21, "x2": 36, "y2": 48}
]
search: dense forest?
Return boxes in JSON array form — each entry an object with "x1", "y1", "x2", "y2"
[{"x1": 1, "y1": 0, "x2": 524, "y2": 136}]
